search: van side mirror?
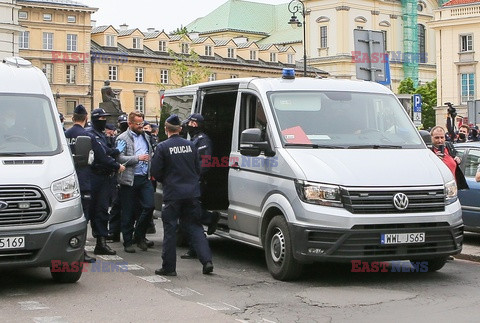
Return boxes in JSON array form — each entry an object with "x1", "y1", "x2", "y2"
[
  {"x1": 240, "y1": 128, "x2": 275, "y2": 157},
  {"x1": 73, "y1": 136, "x2": 92, "y2": 167},
  {"x1": 418, "y1": 130, "x2": 432, "y2": 148}
]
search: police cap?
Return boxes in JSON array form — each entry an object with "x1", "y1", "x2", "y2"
[
  {"x1": 74, "y1": 104, "x2": 88, "y2": 115},
  {"x1": 91, "y1": 108, "x2": 111, "y2": 120},
  {"x1": 117, "y1": 114, "x2": 128, "y2": 124},
  {"x1": 187, "y1": 113, "x2": 204, "y2": 123},
  {"x1": 166, "y1": 114, "x2": 181, "y2": 126},
  {"x1": 105, "y1": 123, "x2": 116, "y2": 130}
]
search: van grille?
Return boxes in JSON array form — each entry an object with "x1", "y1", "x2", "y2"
[
  {"x1": 0, "y1": 186, "x2": 50, "y2": 225},
  {"x1": 342, "y1": 186, "x2": 445, "y2": 214}
]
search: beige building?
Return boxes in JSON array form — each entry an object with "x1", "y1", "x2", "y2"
[
  {"x1": 17, "y1": 0, "x2": 96, "y2": 119},
  {"x1": 0, "y1": 0, "x2": 23, "y2": 59},
  {"x1": 429, "y1": 0, "x2": 480, "y2": 126}
]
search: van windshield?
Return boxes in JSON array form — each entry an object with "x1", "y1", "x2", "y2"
[
  {"x1": 0, "y1": 95, "x2": 61, "y2": 156},
  {"x1": 269, "y1": 91, "x2": 424, "y2": 149}
]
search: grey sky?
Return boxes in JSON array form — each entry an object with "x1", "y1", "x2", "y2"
[{"x1": 80, "y1": 0, "x2": 289, "y2": 34}]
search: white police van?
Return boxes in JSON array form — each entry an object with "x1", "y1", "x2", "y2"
[
  {"x1": 0, "y1": 57, "x2": 88, "y2": 283},
  {"x1": 162, "y1": 69, "x2": 463, "y2": 280}
]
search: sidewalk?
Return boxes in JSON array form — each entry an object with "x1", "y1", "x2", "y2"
[{"x1": 454, "y1": 233, "x2": 480, "y2": 262}]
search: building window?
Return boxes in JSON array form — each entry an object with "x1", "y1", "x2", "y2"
[
  {"x1": 43, "y1": 63, "x2": 53, "y2": 83},
  {"x1": 106, "y1": 35, "x2": 116, "y2": 47},
  {"x1": 181, "y1": 43, "x2": 189, "y2": 54},
  {"x1": 159, "y1": 40, "x2": 167, "y2": 52},
  {"x1": 18, "y1": 11, "x2": 28, "y2": 20},
  {"x1": 208, "y1": 73, "x2": 216, "y2": 82},
  {"x1": 133, "y1": 37, "x2": 141, "y2": 49},
  {"x1": 205, "y1": 45, "x2": 212, "y2": 56},
  {"x1": 43, "y1": 13, "x2": 52, "y2": 21},
  {"x1": 230, "y1": 74, "x2": 238, "y2": 79},
  {"x1": 108, "y1": 65, "x2": 118, "y2": 81},
  {"x1": 227, "y1": 48, "x2": 235, "y2": 58},
  {"x1": 320, "y1": 26, "x2": 328, "y2": 48},
  {"x1": 288, "y1": 54, "x2": 294, "y2": 64},
  {"x1": 135, "y1": 67, "x2": 144, "y2": 83},
  {"x1": 185, "y1": 71, "x2": 194, "y2": 85},
  {"x1": 66, "y1": 100, "x2": 77, "y2": 115},
  {"x1": 66, "y1": 65, "x2": 76, "y2": 84},
  {"x1": 418, "y1": 24, "x2": 426, "y2": 63},
  {"x1": 19, "y1": 31, "x2": 29, "y2": 49},
  {"x1": 160, "y1": 70, "x2": 169, "y2": 84},
  {"x1": 67, "y1": 34, "x2": 77, "y2": 51},
  {"x1": 270, "y1": 52, "x2": 277, "y2": 62},
  {"x1": 135, "y1": 96, "x2": 145, "y2": 114},
  {"x1": 250, "y1": 50, "x2": 257, "y2": 60},
  {"x1": 67, "y1": 15, "x2": 76, "y2": 23},
  {"x1": 461, "y1": 73, "x2": 475, "y2": 103},
  {"x1": 43, "y1": 32, "x2": 54, "y2": 50},
  {"x1": 460, "y1": 34, "x2": 473, "y2": 52}
]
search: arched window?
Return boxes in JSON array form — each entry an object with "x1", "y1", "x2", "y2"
[{"x1": 418, "y1": 24, "x2": 426, "y2": 63}]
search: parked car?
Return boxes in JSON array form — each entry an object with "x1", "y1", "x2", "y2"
[{"x1": 454, "y1": 142, "x2": 480, "y2": 232}]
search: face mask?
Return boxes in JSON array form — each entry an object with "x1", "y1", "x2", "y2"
[
  {"x1": 92, "y1": 119, "x2": 107, "y2": 132},
  {"x1": 188, "y1": 126, "x2": 201, "y2": 137}
]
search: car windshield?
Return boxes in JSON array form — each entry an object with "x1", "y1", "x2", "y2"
[
  {"x1": 0, "y1": 95, "x2": 61, "y2": 155},
  {"x1": 269, "y1": 91, "x2": 424, "y2": 149}
]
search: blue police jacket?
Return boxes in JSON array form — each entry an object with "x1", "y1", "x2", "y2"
[
  {"x1": 87, "y1": 127, "x2": 120, "y2": 175},
  {"x1": 191, "y1": 131, "x2": 212, "y2": 177},
  {"x1": 65, "y1": 124, "x2": 92, "y2": 193},
  {"x1": 151, "y1": 134, "x2": 201, "y2": 201}
]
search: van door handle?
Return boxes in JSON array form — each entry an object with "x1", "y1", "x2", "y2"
[{"x1": 232, "y1": 162, "x2": 240, "y2": 170}]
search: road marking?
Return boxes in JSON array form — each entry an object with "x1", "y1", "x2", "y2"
[
  {"x1": 18, "y1": 301, "x2": 49, "y2": 311},
  {"x1": 84, "y1": 246, "x2": 95, "y2": 252},
  {"x1": 117, "y1": 264, "x2": 144, "y2": 271},
  {"x1": 197, "y1": 302, "x2": 241, "y2": 311},
  {"x1": 32, "y1": 316, "x2": 68, "y2": 323},
  {"x1": 97, "y1": 255, "x2": 123, "y2": 261},
  {"x1": 165, "y1": 287, "x2": 203, "y2": 297},
  {"x1": 5, "y1": 290, "x2": 29, "y2": 297},
  {"x1": 138, "y1": 275, "x2": 170, "y2": 283},
  {"x1": 236, "y1": 319, "x2": 275, "y2": 323}
]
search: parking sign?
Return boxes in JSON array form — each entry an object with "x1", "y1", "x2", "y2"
[{"x1": 413, "y1": 94, "x2": 422, "y2": 125}]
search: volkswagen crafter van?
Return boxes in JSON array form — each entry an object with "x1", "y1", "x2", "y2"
[
  {"x1": 162, "y1": 70, "x2": 463, "y2": 280},
  {"x1": 0, "y1": 57, "x2": 87, "y2": 283}
]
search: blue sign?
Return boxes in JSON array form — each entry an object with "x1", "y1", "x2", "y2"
[
  {"x1": 377, "y1": 53, "x2": 391, "y2": 86},
  {"x1": 413, "y1": 94, "x2": 422, "y2": 113}
]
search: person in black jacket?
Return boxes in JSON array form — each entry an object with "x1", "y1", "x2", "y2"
[
  {"x1": 87, "y1": 108, "x2": 126, "y2": 255},
  {"x1": 151, "y1": 114, "x2": 213, "y2": 276}
]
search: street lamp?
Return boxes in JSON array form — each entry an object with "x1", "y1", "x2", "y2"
[{"x1": 288, "y1": 0, "x2": 307, "y2": 77}]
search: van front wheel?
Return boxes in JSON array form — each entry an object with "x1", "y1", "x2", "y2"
[{"x1": 265, "y1": 216, "x2": 302, "y2": 281}]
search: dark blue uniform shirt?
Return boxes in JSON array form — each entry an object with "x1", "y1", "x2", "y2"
[
  {"x1": 191, "y1": 132, "x2": 212, "y2": 177},
  {"x1": 151, "y1": 134, "x2": 200, "y2": 201},
  {"x1": 86, "y1": 128, "x2": 120, "y2": 174},
  {"x1": 65, "y1": 124, "x2": 94, "y2": 193}
]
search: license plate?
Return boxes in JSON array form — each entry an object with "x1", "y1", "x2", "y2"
[
  {"x1": 0, "y1": 236, "x2": 25, "y2": 250},
  {"x1": 380, "y1": 233, "x2": 425, "y2": 245}
]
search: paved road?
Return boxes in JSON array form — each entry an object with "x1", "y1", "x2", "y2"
[{"x1": 1, "y1": 221, "x2": 480, "y2": 322}]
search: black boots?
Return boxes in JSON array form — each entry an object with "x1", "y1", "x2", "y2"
[{"x1": 94, "y1": 237, "x2": 116, "y2": 255}]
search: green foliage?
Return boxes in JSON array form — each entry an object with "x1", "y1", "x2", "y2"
[
  {"x1": 397, "y1": 77, "x2": 437, "y2": 129},
  {"x1": 170, "y1": 26, "x2": 188, "y2": 36},
  {"x1": 168, "y1": 48, "x2": 210, "y2": 87}
]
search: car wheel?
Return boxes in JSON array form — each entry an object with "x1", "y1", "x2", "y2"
[
  {"x1": 50, "y1": 254, "x2": 84, "y2": 283},
  {"x1": 413, "y1": 257, "x2": 448, "y2": 272},
  {"x1": 265, "y1": 215, "x2": 303, "y2": 281}
]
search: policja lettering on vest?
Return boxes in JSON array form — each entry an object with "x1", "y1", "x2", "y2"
[{"x1": 169, "y1": 145, "x2": 192, "y2": 154}]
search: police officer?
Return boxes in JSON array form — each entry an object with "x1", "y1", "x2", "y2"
[
  {"x1": 151, "y1": 114, "x2": 213, "y2": 276},
  {"x1": 107, "y1": 114, "x2": 129, "y2": 243},
  {"x1": 87, "y1": 108, "x2": 126, "y2": 255},
  {"x1": 64, "y1": 105, "x2": 96, "y2": 263},
  {"x1": 181, "y1": 113, "x2": 220, "y2": 260}
]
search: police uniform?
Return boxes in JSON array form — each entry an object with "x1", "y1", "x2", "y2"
[
  {"x1": 151, "y1": 114, "x2": 213, "y2": 275},
  {"x1": 87, "y1": 108, "x2": 122, "y2": 255}
]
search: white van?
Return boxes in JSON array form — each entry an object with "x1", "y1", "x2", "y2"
[
  {"x1": 162, "y1": 70, "x2": 463, "y2": 280},
  {"x1": 0, "y1": 57, "x2": 87, "y2": 283}
]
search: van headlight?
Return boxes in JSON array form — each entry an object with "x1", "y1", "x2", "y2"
[
  {"x1": 445, "y1": 179, "x2": 458, "y2": 205},
  {"x1": 51, "y1": 173, "x2": 80, "y2": 202},
  {"x1": 295, "y1": 180, "x2": 343, "y2": 207}
]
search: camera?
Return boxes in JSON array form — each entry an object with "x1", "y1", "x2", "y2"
[{"x1": 445, "y1": 102, "x2": 457, "y2": 119}]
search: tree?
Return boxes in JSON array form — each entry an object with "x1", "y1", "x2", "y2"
[
  {"x1": 168, "y1": 49, "x2": 210, "y2": 87},
  {"x1": 170, "y1": 26, "x2": 188, "y2": 36},
  {"x1": 397, "y1": 77, "x2": 437, "y2": 129}
]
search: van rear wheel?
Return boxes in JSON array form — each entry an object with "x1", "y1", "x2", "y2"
[{"x1": 265, "y1": 215, "x2": 303, "y2": 281}]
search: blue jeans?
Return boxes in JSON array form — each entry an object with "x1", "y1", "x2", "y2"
[
  {"x1": 119, "y1": 175, "x2": 154, "y2": 247},
  {"x1": 161, "y1": 198, "x2": 212, "y2": 272}
]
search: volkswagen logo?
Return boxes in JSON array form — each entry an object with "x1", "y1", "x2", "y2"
[
  {"x1": 0, "y1": 201, "x2": 8, "y2": 210},
  {"x1": 393, "y1": 193, "x2": 409, "y2": 211}
]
